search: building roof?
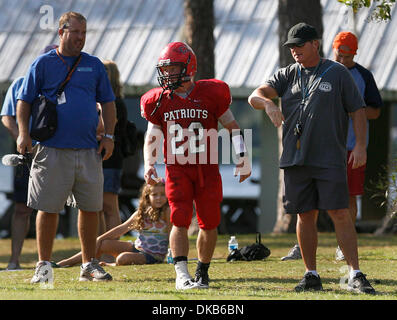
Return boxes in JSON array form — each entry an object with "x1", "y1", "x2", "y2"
[{"x1": 0, "y1": 0, "x2": 396, "y2": 95}]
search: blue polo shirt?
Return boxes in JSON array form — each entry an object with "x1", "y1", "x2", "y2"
[
  {"x1": 346, "y1": 63, "x2": 383, "y2": 151},
  {"x1": 1, "y1": 76, "x2": 38, "y2": 147},
  {"x1": 1, "y1": 76, "x2": 24, "y2": 117},
  {"x1": 18, "y1": 49, "x2": 115, "y2": 149}
]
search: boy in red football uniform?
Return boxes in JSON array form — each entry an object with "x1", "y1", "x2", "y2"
[{"x1": 141, "y1": 42, "x2": 251, "y2": 289}]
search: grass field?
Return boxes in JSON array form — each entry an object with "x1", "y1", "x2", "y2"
[{"x1": 0, "y1": 233, "x2": 396, "y2": 302}]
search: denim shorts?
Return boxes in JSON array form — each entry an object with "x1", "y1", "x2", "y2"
[
  {"x1": 13, "y1": 164, "x2": 30, "y2": 203},
  {"x1": 103, "y1": 168, "x2": 122, "y2": 194},
  {"x1": 131, "y1": 245, "x2": 163, "y2": 264}
]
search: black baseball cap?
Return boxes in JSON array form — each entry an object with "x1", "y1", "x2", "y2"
[{"x1": 283, "y1": 22, "x2": 319, "y2": 47}]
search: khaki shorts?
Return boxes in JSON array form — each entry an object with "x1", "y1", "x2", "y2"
[{"x1": 28, "y1": 145, "x2": 103, "y2": 213}]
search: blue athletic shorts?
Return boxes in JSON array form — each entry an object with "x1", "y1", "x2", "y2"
[{"x1": 103, "y1": 168, "x2": 122, "y2": 194}]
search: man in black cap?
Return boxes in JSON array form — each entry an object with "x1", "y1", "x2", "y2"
[
  {"x1": 248, "y1": 22, "x2": 376, "y2": 294},
  {"x1": 283, "y1": 22, "x2": 320, "y2": 47}
]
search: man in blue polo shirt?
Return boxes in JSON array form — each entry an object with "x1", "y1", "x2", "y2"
[{"x1": 16, "y1": 11, "x2": 117, "y2": 283}]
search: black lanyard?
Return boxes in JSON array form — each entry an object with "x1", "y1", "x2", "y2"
[
  {"x1": 295, "y1": 59, "x2": 338, "y2": 129},
  {"x1": 294, "y1": 59, "x2": 335, "y2": 148},
  {"x1": 298, "y1": 59, "x2": 323, "y2": 104}
]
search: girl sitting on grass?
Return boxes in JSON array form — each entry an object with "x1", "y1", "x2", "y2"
[{"x1": 57, "y1": 180, "x2": 170, "y2": 266}]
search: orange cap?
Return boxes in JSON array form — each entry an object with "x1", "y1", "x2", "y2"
[{"x1": 332, "y1": 31, "x2": 358, "y2": 55}]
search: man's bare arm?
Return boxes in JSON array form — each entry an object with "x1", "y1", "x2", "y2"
[
  {"x1": 98, "y1": 101, "x2": 117, "y2": 160},
  {"x1": 248, "y1": 85, "x2": 284, "y2": 127},
  {"x1": 16, "y1": 99, "x2": 32, "y2": 154},
  {"x1": 143, "y1": 122, "x2": 163, "y2": 185},
  {"x1": 1, "y1": 116, "x2": 19, "y2": 141}
]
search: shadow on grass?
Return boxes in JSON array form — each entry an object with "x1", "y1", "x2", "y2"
[
  {"x1": 118, "y1": 274, "x2": 397, "y2": 293},
  {"x1": 0, "y1": 249, "x2": 81, "y2": 266}
]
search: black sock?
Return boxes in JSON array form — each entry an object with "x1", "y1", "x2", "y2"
[{"x1": 173, "y1": 256, "x2": 188, "y2": 265}]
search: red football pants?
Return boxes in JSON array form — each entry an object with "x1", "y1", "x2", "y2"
[{"x1": 165, "y1": 164, "x2": 223, "y2": 230}]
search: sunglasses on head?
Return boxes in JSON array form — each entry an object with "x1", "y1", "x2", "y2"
[{"x1": 287, "y1": 42, "x2": 307, "y2": 49}]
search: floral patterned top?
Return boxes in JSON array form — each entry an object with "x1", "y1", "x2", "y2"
[{"x1": 134, "y1": 218, "x2": 168, "y2": 261}]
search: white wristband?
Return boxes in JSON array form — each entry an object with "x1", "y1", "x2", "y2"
[{"x1": 232, "y1": 134, "x2": 247, "y2": 156}]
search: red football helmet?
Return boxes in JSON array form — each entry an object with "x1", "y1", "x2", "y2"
[{"x1": 156, "y1": 42, "x2": 197, "y2": 91}]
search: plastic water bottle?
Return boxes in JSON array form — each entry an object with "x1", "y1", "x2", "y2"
[
  {"x1": 167, "y1": 248, "x2": 173, "y2": 264},
  {"x1": 228, "y1": 236, "x2": 238, "y2": 253}
]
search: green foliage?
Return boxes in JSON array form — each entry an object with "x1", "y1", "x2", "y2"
[
  {"x1": 368, "y1": 160, "x2": 397, "y2": 231},
  {"x1": 338, "y1": 0, "x2": 395, "y2": 21}
]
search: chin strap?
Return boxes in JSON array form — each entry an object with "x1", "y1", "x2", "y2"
[
  {"x1": 152, "y1": 71, "x2": 187, "y2": 116},
  {"x1": 150, "y1": 87, "x2": 174, "y2": 117},
  {"x1": 150, "y1": 89, "x2": 164, "y2": 117}
]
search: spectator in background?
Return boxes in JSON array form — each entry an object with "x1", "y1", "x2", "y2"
[
  {"x1": 97, "y1": 60, "x2": 128, "y2": 235},
  {"x1": 0, "y1": 44, "x2": 57, "y2": 270},
  {"x1": 332, "y1": 31, "x2": 383, "y2": 260},
  {"x1": 16, "y1": 11, "x2": 116, "y2": 282}
]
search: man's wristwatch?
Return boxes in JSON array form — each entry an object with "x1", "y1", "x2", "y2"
[{"x1": 103, "y1": 134, "x2": 114, "y2": 141}]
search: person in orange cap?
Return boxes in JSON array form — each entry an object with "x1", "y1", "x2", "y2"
[{"x1": 332, "y1": 31, "x2": 383, "y2": 261}]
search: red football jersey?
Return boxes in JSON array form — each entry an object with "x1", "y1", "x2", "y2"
[{"x1": 141, "y1": 79, "x2": 231, "y2": 165}]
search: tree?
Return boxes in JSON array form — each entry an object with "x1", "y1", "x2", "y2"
[
  {"x1": 278, "y1": 0, "x2": 324, "y2": 68},
  {"x1": 183, "y1": 0, "x2": 215, "y2": 80},
  {"x1": 273, "y1": 0, "x2": 325, "y2": 233},
  {"x1": 338, "y1": 0, "x2": 395, "y2": 21}
]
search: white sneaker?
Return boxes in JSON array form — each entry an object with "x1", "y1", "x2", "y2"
[
  {"x1": 79, "y1": 259, "x2": 112, "y2": 281},
  {"x1": 281, "y1": 244, "x2": 302, "y2": 261},
  {"x1": 335, "y1": 246, "x2": 345, "y2": 261},
  {"x1": 31, "y1": 261, "x2": 53, "y2": 284},
  {"x1": 174, "y1": 260, "x2": 197, "y2": 290},
  {"x1": 175, "y1": 275, "x2": 198, "y2": 290}
]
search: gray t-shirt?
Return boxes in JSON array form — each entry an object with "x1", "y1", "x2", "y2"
[{"x1": 265, "y1": 58, "x2": 365, "y2": 169}]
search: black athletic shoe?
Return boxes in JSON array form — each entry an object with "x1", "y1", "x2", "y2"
[
  {"x1": 294, "y1": 273, "x2": 323, "y2": 292},
  {"x1": 347, "y1": 272, "x2": 376, "y2": 294},
  {"x1": 194, "y1": 271, "x2": 210, "y2": 289}
]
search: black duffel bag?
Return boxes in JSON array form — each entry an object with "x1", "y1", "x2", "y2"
[
  {"x1": 30, "y1": 95, "x2": 58, "y2": 142},
  {"x1": 227, "y1": 233, "x2": 271, "y2": 262},
  {"x1": 29, "y1": 53, "x2": 82, "y2": 142}
]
